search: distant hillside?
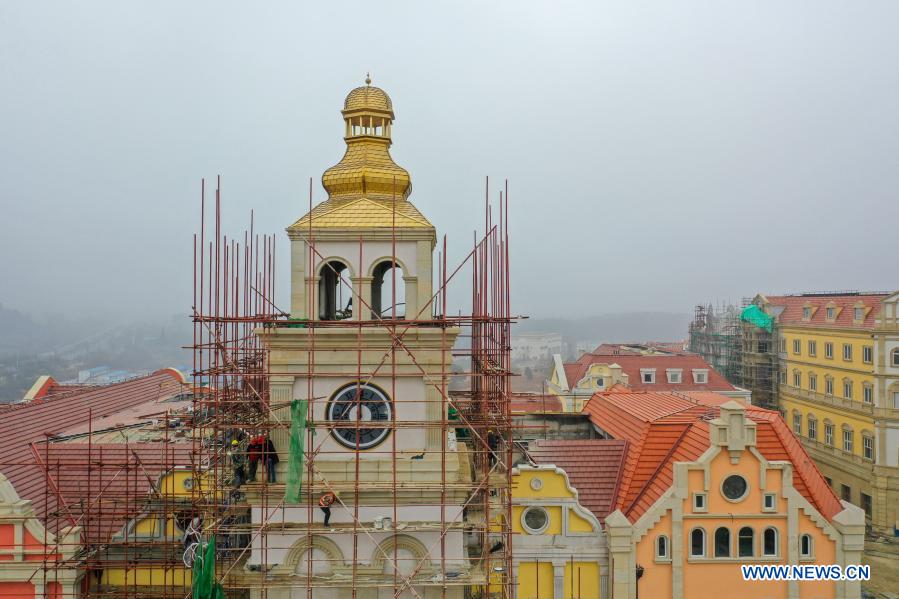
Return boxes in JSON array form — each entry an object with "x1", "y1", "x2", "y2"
[{"x1": 515, "y1": 312, "x2": 692, "y2": 346}]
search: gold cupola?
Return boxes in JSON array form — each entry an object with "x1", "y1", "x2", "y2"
[{"x1": 321, "y1": 75, "x2": 412, "y2": 202}]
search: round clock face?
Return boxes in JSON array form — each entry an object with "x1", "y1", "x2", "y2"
[{"x1": 326, "y1": 383, "x2": 393, "y2": 450}]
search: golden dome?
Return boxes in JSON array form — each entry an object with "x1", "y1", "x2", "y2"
[
  {"x1": 344, "y1": 84, "x2": 393, "y2": 113},
  {"x1": 320, "y1": 77, "x2": 411, "y2": 203}
]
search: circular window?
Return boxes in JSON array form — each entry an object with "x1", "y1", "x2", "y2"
[
  {"x1": 530, "y1": 477, "x2": 543, "y2": 491},
  {"x1": 721, "y1": 475, "x2": 749, "y2": 502},
  {"x1": 521, "y1": 507, "x2": 549, "y2": 534}
]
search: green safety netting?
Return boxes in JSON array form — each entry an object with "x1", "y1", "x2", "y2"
[
  {"x1": 285, "y1": 398, "x2": 308, "y2": 503},
  {"x1": 192, "y1": 536, "x2": 227, "y2": 599},
  {"x1": 740, "y1": 305, "x2": 773, "y2": 333}
]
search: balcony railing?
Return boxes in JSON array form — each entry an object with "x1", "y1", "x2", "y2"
[{"x1": 781, "y1": 386, "x2": 874, "y2": 416}]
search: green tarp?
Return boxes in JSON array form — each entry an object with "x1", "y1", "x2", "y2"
[
  {"x1": 740, "y1": 304, "x2": 774, "y2": 333},
  {"x1": 286, "y1": 398, "x2": 308, "y2": 503},
  {"x1": 192, "y1": 536, "x2": 227, "y2": 599}
]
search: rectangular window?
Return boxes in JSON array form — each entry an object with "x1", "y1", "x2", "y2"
[
  {"x1": 641, "y1": 369, "x2": 655, "y2": 384},
  {"x1": 809, "y1": 374, "x2": 817, "y2": 392},
  {"x1": 841, "y1": 484, "x2": 851, "y2": 502},
  {"x1": 855, "y1": 307, "x2": 864, "y2": 321},
  {"x1": 803, "y1": 306, "x2": 812, "y2": 320},
  {"x1": 666, "y1": 369, "x2": 682, "y2": 384},
  {"x1": 826, "y1": 307, "x2": 835, "y2": 320},
  {"x1": 860, "y1": 493, "x2": 872, "y2": 517},
  {"x1": 843, "y1": 343, "x2": 852, "y2": 361},
  {"x1": 693, "y1": 370, "x2": 708, "y2": 384},
  {"x1": 808, "y1": 418, "x2": 817, "y2": 441},
  {"x1": 863, "y1": 346, "x2": 872, "y2": 363},
  {"x1": 779, "y1": 369, "x2": 786, "y2": 385},
  {"x1": 808, "y1": 340, "x2": 817, "y2": 357},
  {"x1": 693, "y1": 493, "x2": 707, "y2": 512},
  {"x1": 894, "y1": 391, "x2": 899, "y2": 409},
  {"x1": 793, "y1": 371, "x2": 801, "y2": 387},
  {"x1": 863, "y1": 385, "x2": 873, "y2": 404},
  {"x1": 763, "y1": 493, "x2": 776, "y2": 511},
  {"x1": 793, "y1": 339, "x2": 801, "y2": 355},
  {"x1": 843, "y1": 429, "x2": 853, "y2": 453},
  {"x1": 825, "y1": 378, "x2": 834, "y2": 395},
  {"x1": 863, "y1": 436, "x2": 874, "y2": 461},
  {"x1": 893, "y1": 351, "x2": 899, "y2": 367},
  {"x1": 780, "y1": 338, "x2": 787, "y2": 353},
  {"x1": 825, "y1": 342, "x2": 834, "y2": 359},
  {"x1": 843, "y1": 381, "x2": 853, "y2": 400},
  {"x1": 793, "y1": 413, "x2": 802, "y2": 435},
  {"x1": 824, "y1": 424, "x2": 834, "y2": 446}
]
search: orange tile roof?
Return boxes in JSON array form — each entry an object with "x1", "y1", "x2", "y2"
[
  {"x1": 762, "y1": 293, "x2": 888, "y2": 329},
  {"x1": 581, "y1": 391, "x2": 843, "y2": 522}
]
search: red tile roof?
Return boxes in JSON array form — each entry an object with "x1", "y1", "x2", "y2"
[
  {"x1": 0, "y1": 370, "x2": 186, "y2": 534},
  {"x1": 761, "y1": 293, "x2": 888, "y2": 329},
  {"x1": 581, "y1": 391, "x2": 842, "y2": 522},
  {"x1": 40, "y1": 443, "x2": 194, "y2": 544},
  {"x1": 527, "y1": 439, "x2": 627, "y2": 523},
  {"x1": 563, "y1": 354, "x2": 735, "y2": 392}
]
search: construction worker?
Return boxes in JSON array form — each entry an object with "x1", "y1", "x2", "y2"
[
  {"x1": 261, "y1": 436, "x2": 279, "y2": 483},
  {"x1": 319, "y1": 491, "x2": 337, "y2": 527},
  {"x1": 247, "y1": 434, "x2": 265, "y2": 482},
  {"x1": 229, "y1": 439, "x2": 246, "y2": 488}
]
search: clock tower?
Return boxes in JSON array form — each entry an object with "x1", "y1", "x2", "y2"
[{"x1": 249, "y1": 78, "x2": 469, "y2": 599}]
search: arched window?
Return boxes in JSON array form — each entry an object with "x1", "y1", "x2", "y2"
[
  {"x1": 763, "y1": 527, "x2": 778, "y2": 557},
  {"x1": 800, "y1": 534, "x2": 813, "y2": 558},
  {"x1": 714, "y1": 527, "x2": 731, "y2": 557},
  {"x1": 371, "y1": 260, "x2": 405, "y2": 319},
  {"x1": 656, "y1": 535, "x2": 669, "y2": 559},
  {"x1": 318, "y1": 260, "x2": 351, "y2": 321},
  {"x1": 738, "y1": 527, "x2": 754, "y2": 557},
  {"x1": 690, "y1": 528, "x2": 706, "y2": 557}
]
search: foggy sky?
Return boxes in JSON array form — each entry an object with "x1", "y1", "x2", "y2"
[{"x1": 1, "y1": 1, "x2": 897, "y2": 322}]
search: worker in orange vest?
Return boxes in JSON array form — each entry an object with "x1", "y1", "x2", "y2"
[{"x1": 319, "y1": 491, "x2": 338, "y2": 526}]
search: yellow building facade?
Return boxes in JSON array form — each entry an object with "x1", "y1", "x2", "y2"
[{"x1": 755, "y1": 292, "x2": 899, "y2": 534}]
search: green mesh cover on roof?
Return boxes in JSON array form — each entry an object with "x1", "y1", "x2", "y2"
[
  {"x1": 740, "y1": 305, "x2": 773, "y2": 333},
  {"x1": 192, "y1": 536, "x2": 227, "y2": 599},
  {"x1": 286, "y1": 398, "x2": 308, "y2": 504}
]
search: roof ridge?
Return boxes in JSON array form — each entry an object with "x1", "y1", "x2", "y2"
[{"x1": 623, "y1": 423, "x2": 693, "y2": 517}]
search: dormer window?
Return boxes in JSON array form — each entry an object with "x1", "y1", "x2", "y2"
[
  {"x1": 666, "y1": 369, "x2": 682, "y2": 384},
  {"x1": 640, "y1": 369, "x2": 656, "y2": 384},
  {"x1": 826, "y1": 306, "x2": 835, "y2": 320},
  {"x1": 854, "y1": 307, "x2": 865, "y2": 321},
  {"x1": 692, "y1": 369, "x2": 709, "y2": 384},
  {"x1": 802, "y1": 306, "x2": 812, "y2": 320}
]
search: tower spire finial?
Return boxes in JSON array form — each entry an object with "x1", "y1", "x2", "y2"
[{"x1": 365, "y1": 72, "x2": 371, "y2": 86}]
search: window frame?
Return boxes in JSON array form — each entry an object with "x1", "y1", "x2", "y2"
[
  {"x1": 863, "y1": 384, "x2": 873, "y2": 404},
  {"x1": 842, "y1": 343, "x2": 852, "y2": 361},
  {"x1": 762, "y1": 527, "x2": 779, "y2": 557},
  {"x1": 863, "y1": 435, "x2": 874, "y2": 461},
  {"x1": 792, "y1": 339, "x2": 801, "y2": 355},
  {"x1": 792, "y1": 413, "x2": 802, "y2": 436},
  {"x1": 824, "y1": 342, "x2": 834, "y2": 359},
  {"x1": 863, "y1": 346, "x2": 872, "y2": 364},
  {"x1": 714, "y1": 527, "x2": 731, "y2": 558},
  {"x1": 520, "y1": 506, "x2": 550, "y2": 535},
  {"x1": 807, "y1": 416, "x2": 817, "y2": 441},
  {"x1": 690, "y1": 528, "x2": 706, "y2": 558},
  {"x1": 738, "y1": 527, "x2": 754, "y2": 558},
  {"x1": 762, "y1": 493, "x2": 777, "y2": 512},
  {"x1": 799, "y1": 534, "x2": 814, "y2": 561},
  {"x1": 842, "y1": 428, "x2": 854, "y2": 453},
  {"x1": 824, "y1": 422, "x2": 835, "y2": 446},
  {"x1": 692, "y1": 492, "x2": 708, "y2": 513},
  {"x1": 808, "y1": 340, "x2": 817, "y2": 357},
  {"x1": 655, "y1": 534, "x2": 671, "y2": 562}
]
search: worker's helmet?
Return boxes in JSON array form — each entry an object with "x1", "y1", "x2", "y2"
[{"x1": 231, "y1": 439, "x2": 239, "y2": 446}]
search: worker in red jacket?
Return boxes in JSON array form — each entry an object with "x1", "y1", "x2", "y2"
[{"x1": 247, "y1": 435, "x2": 265, "y2": 482}]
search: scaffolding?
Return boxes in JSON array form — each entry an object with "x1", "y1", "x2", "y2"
[
  {"x1": 184, "y1": 175, "x2": 515, "y2": 599},
  {"x1": 688, "y1": 300, "x2": 779, "y2": 410}
]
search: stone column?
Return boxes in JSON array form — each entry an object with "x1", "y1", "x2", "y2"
[
  {"x1": 832, "y1": 501, "x2": 866, "y2": 599},
  {"x1": 604, "y1": 510, "x2": 635, "y2": 599},
  {"x1": 552, "y1": 563, "x2": 565, "y2": 599},
  {"x1": 289, "y1": 239, "x2": 307, "y2": 318},
  {"x1": 269, "y1": 376, "x2": 295, "y2": 479},
  {"x1": 354, "y1": 276, "x2": 372, "y2": 320},
  {"x1": 403, "y1": 275, "x2": 419, "y2": 320}
]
